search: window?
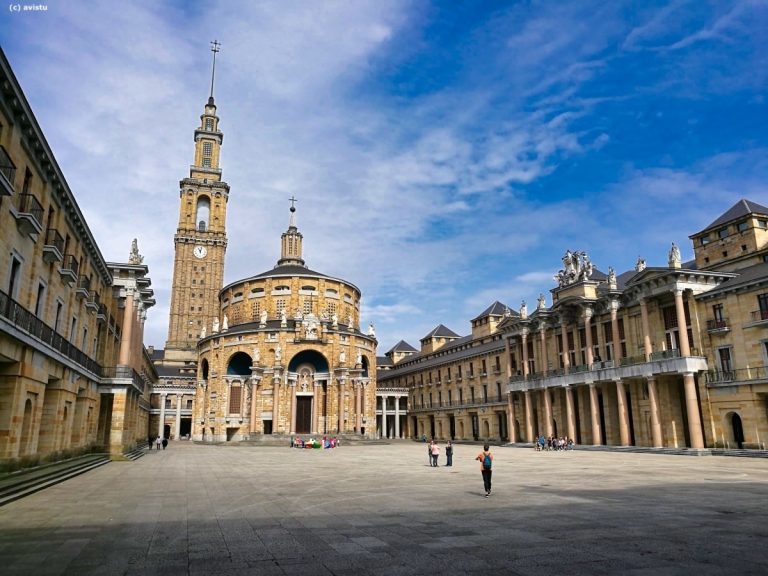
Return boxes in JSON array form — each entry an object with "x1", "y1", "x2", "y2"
[
  {"x1": 303, "y1": 299, "x2": 312, "y2": 315},
  {"x1": 229, "y1": 386, "x2": 242, "y2": 414},
  {"x1": 718, "y1": 228, "x2": 728, "y2": 239},
  {"x1": 7, "y1": 256, "x2": 21, "y2": 299},
  {"x1": 758, "y1": 294, "x2": 768, "y2": 320},
  {"x1": 70, "y1": 316, "x2": 77, "y2": 340},
  {"x1": 737, "y1": 221, "x2": 748, "y2": 233},
  {"x1": 700, "y1": 235, "x2": 710, "y2": 246},
  {"x1": 196, "y1": 197, "x2": 210, "y2": 231},
  {"x1": 205, "y1": 118, "x2": 214, "y2": 131},
  {"x1": 82, "y1": 327, "x2": 88, "y2": 351},
  {"x1": 717, "y1": 347, "x2": 733, "y2": 373},
  {"x1": 202, "y1": 142, "x2": 213, "y2": 157},
  {"x1": 202, "y1": 158, "x2": 212, "y2": 168},
  {"x1": 276, "y1": 299, "x2": 286, "y2": 314},
  {"x1": 54, "y1": 300, "x2": 63, "y2": 332},
  {"x1": 758, "y1": 219, "x2": 767, "y2": 229}
]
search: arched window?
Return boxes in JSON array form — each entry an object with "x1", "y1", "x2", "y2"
[{"x1": 196, "y1": 197, "x2": 211, "y2": 231}]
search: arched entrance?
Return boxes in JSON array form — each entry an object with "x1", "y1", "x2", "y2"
[
  {"x1": 729, "y1": 412, "x2": 745, "y2": 449},
  {"x1": 288, "y1": 350, "x2": 329, "y2": 435},
  {"x1": 20, "y1": 398, "x2": 33, "y2": 455}
]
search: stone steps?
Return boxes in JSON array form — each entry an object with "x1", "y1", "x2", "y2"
[{"x1": 0, "y1": 454, "x2": 110, "y2": 507}]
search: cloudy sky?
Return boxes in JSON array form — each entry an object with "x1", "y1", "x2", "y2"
[{"x1": 2, "y1": 1, "x2": 767, "y2": 353}]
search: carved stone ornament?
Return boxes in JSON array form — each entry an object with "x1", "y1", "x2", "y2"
[
  {"x1": 128, "y1": 238, "x2": 144, "y2": 265},
  {"x1": 554, "y1": 250, "x2": 594, "y2": 287}
]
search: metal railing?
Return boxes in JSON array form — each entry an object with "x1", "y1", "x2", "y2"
[
  {"x1": 0, "y1": 145, "x2": 16, "y2": 186},
  {"x1": 706, "y1": 318, "x2": 728, "y2": 331},
  {"x1": 750, "y1": 310, "x2": 768, "y2": 323},
  {"x1": 650, "y1": 349, "x2": 682, "y2": 361},
  {"x1": 0, "y1": 287, "x2": 101, "y2": 375},
  {"x1": 61, "y1": 254, "x2": 79, "y2": 276},
  {"x1": 705, "y1": 366, "x2": 768, "y2": 384},
  {"x1": 18, "y1": 193, "x2": 44, "y2": 225},
  {"x1": 410, "y1": 395, "x2": 508, "y2": 411},
  {"x1": 44, "y1": 228, "x2": 65, "y2": 253}
]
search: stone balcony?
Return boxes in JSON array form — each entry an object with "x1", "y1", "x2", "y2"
[{"x1": 508, "y1": 351, "x2": 709, "y2": 392}]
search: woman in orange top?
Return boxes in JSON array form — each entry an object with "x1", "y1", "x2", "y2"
[{"x1": 475, "y1": 443, "x2": 493, "y2": 497}]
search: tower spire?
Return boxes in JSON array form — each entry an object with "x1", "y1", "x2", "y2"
[
  {"x1": 209, "y1": 39, "x2": 221, "y2": 104},
  {"x1": 278, "y1": 196, "x2": 305, "y2": 267}
]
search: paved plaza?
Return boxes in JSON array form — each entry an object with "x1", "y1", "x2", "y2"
[{"x1": 0, "y1": 442, "x2": 766, "y2": 575}]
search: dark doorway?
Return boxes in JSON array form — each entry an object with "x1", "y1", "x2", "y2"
[
  {"x1": 296, "y1": 397, "x2": 312, "y2": 434},
  {"x1": 180, "y1": 418, "x2": 192, "y2": 438},
  {"x1": 429, "y1": 415, "x2": 435, "y2": 439},
  {"x1": 471, "y1": 413, "x2": 479, "y2": 441},
  {"x1": 164, "y1": 424, "x2": 171, "y2": 440},
  {"x1": 264, "y1": 420, "x2": 273, "y2": 435},
  {"x1": 598, "y1": 390, "x2": 607, "y2": 445},
  {"x1": 497, "y1": 412, "x2": 507, "y2": 441},
  {"x1": 449, "y1": 415, "x2": 456, "y2": 439},
  {"x1": 731, "y1": 413, "x2": 744, "y2": 448}
]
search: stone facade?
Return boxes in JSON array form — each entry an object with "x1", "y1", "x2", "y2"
[
  {"x1": 380, "y1": 200, "x2": 768, "y2": 450},
  {"x1": 193, "y1": 208, "x2": 377, "y2": 441},
  {"x1": 0, "y1": 48, "x2": 156, "y2": 460}
]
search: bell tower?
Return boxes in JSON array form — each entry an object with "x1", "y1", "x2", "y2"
[{"x1": 164, "y1": 41, "x2": 228, "y2": 363}]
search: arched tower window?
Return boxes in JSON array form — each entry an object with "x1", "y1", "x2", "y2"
[{"x1": 196, "y1": 197, "x2": 210, "y2": 231}]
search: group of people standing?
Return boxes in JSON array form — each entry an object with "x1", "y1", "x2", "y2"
[
  {"x1": 147, "y1": 436, "x2": 168, "y2": 450},
  {"x1": 427, "y1": 439, "x2": 453, "y2": 467},
  {"x1": 534, "y1": 436, "x2": 574, "y2": 451},
  {"x1": 425, "y1": 438, "x2": 494, "y2": 497}
]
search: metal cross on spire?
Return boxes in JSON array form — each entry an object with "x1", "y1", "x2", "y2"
[
  {"x1": 289, "y1": 195, "x2": 298, "y2": 211},
  {"x1": 209, "y1": 40, "x2": 221, "y2": 100}
]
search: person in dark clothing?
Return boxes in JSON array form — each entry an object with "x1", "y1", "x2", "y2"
[
  {"x1": 162, "y1": 437, "x2": 168, "y2": 450},
  {"x1": 476, "y1": 443, "x2": 493, "y2": 497},
  {"x1": 445, "y1": 441, "x2": 453, "y2": 466}
]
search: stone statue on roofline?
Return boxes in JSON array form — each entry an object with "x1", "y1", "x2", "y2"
[
  {"x1": 608, "y1": 266, "x2": 617, "y2": 287},
  {"x1": 200, "y1": 325, "x2": 206, "y2": 339},
  {"x1": 128, "y1": 238, "x2": 144, "y2": 265},
  {"x1": 260, "y1": 309, "x2": 268, "y2": 326},
  {"x1": 222, "y1": 314, "x2": 229, "y2": 331},
  {"x1": 520, "y1": 300, "x2": 528, "y2": 319},
  {"x1": 212, "y1": 316, "x2": 220, "y2": 333},
  {"x1": 537, "y1": 293, "x2": 546, "y2": 310},
  {"x1": 368, "y1": 322, "x2": 376, "y2": 338},
  {"x1": 635, "y1": 256, "x2": 646, "y2": 272},
  {"x1": 668, "y1": 242, "x2": 681, "y2": 267},
  {"x1": 555, "y1": 250, "x2": 594, "y2": 287}
]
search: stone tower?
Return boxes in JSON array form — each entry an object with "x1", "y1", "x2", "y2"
[{"x1": 164, "y1": 52, "x2": 229, "y2": 364}]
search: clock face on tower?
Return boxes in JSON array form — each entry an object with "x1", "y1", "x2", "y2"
[{"x1": 193, "y1": 245, "x2": 207, "y2": 259}]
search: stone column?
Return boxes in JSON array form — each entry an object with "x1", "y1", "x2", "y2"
[
  {"x1": 610, "y1": 300, "x2": 621, "y2": 362},
  {"x1": 507, "y1": 393, "x2": 517, "y2": 443},
  {"x1": 504, "y1": 337, "x2": 513, "y2": 378},
  {"x1": 543, "y1": 389, "x2": 553, "y2": 436},
  {"x1": 521, "y1": 332, "x2": 529, "y2": 378},
  {"x1": 674, "y1": 289, "x2": 691, "y2": 357},
  {"x1": 616, "y1": 379, "x2": 630, "y2": 446},
  {"x1": 289, "y1": 380, "x2": 297, "y2": 434},
  {"x1": 272, "y1": 378, "x2": 280, "y2": 434},
  {"x1": 394, "y1": 395, "x2": 400, "y2": 438},
  {"x1": 249, "y1": 378, "x2": 260, "y2": 434},
  {"x1": 158, "y1": 393, "x2": 166, "y2": 438},
  {"x1": 311, "y1": 382, "x2": 319, "y2": 434},
  {"x1": 583, "y1": 307, "x2": 594, "y2": 367},
  {"x1": 561, "y1": 321, "x2": 570, "y2": 374},
  {"x1": 647, "y1": 377, "x2": 663, "y2": 447},
  {"x1": 589, "y1": 384, "x2": 601, "y2": 445},
  {"x1": 380, "y1": 393, "x2": 387, "y2": 438},
  {"x1": 639, "y1": 298, "x2": 653, "y2": 361},
  {"x1": 355, "y1": 383, "x2": 362, "y2": 434},
  {"x1": 539, "y1": 326, "x2": 548, "y2": 376},
  {"x1": 683, "y1": 372, "x2": 704, "y2": 448},
  {"x1": 338, "y1": 380, "x2": 345, "y2": 433},
  {"x1": 524, "y1": 390, "x2": 534, "y2": 441},
  {"x1": 175, "y1": 393, "x2": 182, "y2": 440},
  {"x1": 119, "y1": 290, "x2": 134, "y2": 365},
  {"x1": 565, "y1": 386, "x2": 576, "y2": 440}
]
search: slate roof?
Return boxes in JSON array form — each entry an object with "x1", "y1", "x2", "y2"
[
  {"x1": 378, "y1": 334, "x2": 505, "y2": 381},
  {"x1": 222, "y1": 263, "x2": 361, "y2": 294},
  {"x1": 700, "y1": 199, "x2": 768, "y2": 232},
  {"x1": 421, "y1": 324, "x2": 461, "y2": 340},
  {"x1": 377, "y1": 356, "x2": 393, "y2": 367},
  {"x1": 696, "y1": 262, "x2": 768, "y2": 297},
  {"x1": 471, "y1": 301, "x2": 511, "y2": 321},
  {"x1": 386, "y1": 340, "x2": 418, "y2": 354}
]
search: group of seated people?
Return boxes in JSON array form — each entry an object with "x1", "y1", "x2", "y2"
[
  {"x1": 534, "y1": 435, "x2": 574, "y2": 451},
  {"x1": 291, "y1": 436, "x2": 340, "y2": 449}
]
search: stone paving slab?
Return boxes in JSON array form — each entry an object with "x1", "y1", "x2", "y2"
[{"x1": 0, "y1": 441, "x2": 767, "y2": 575}]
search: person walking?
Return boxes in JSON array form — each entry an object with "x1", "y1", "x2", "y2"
[
  {"x1": 476, "y1": 443, "x2": 493, "y2": 497},
  {"x1": 147, "y1": 435, "x2": 153, "y2": 450},
  {"x1": 156, "y1": 436, "x2": 162, "y2": 450},
  {"x1": 427, "y1": 440, "x2": 433, "y2": 466},
  {"x1": 445, "y1": 441, "x2": 453, "y2": 466},
  {"x1": 430, "y1": 441, "x2": 440, "y2": 467},
  {"x1": 161, "y1": 437, "x2": 168, "y2": 450}
]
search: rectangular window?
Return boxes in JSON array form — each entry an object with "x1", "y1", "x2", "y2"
[
  {"x1": 8, "y1": 256, "x2": 21, "y2": 299},
  {"x1": 469, "y1": 362, "x2": 474, "y2": 376},
  {"x1": 700, "y1": 235, "x2": 710, "y2": 246},
  {"x1": 737, "y1": 221, "x2": 748, "y2": 233},
  {"x1": 203, "y1": 142, "x2": 213, "y2": 157},
  {"x1": 82, "y1": 327, "x2": 88, "y2": 351},
  {"x1": 202, "y1": 158, "x2": 212, "y2": 168},
  {"x1": 717, "y1": 347, "x2": 733, "y2": 373},
  {"x1": 70, "y1": 316, "x2": 77, "y2": 340},
  {"x1": 229, "y1": 386, "x2": 242, "y2": 414},
  {"x1": 54, "y1": 301, "x2": 63, "y2": 332},
  {"x1": 459, "y1": 388, "x2": 463, "y2": 403},
  {"x1": 34, "y1": 281, "x2": 46, "y2": 317},
  {"x1": 718, "y1": 228, "x2": 728, "y2": 239},
  {"x1": 481, "y1": 359, "x2": 487, "y2": 374},
  {"x1": 712, "y1": 303, "x2": 724, "y2": 322},
  {"x1": 758, "y1": 219, "x2": 767, "y2": 229}
]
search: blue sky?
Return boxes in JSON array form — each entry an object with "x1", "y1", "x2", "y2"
[{"x1": 2, "y1": 0, "x2": 767, "y2": 353}]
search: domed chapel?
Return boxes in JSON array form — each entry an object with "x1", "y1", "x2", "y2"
[
  {"x1": 193, "y1": 202, "x2": 378, "y2": 441},
  {"x1": 148, "y1": 44, "x2": 378, "y2": 441}
]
